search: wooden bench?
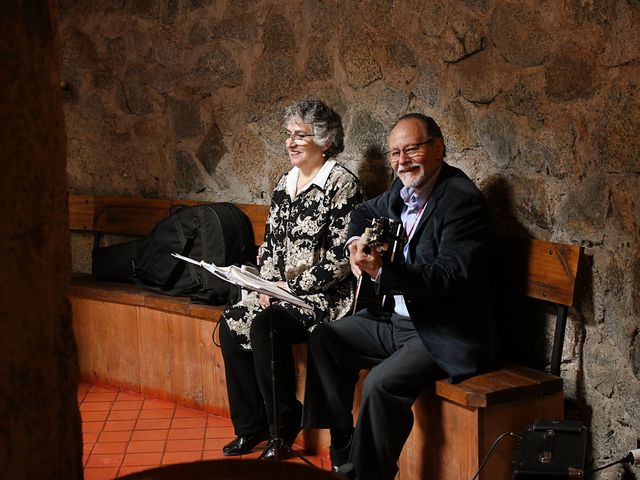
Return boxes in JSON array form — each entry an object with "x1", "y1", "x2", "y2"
[
  {"x1": 68, "y1": 194, "x2": 582, "y2": 479},
  {"x1": 68, "y1": 194, "x2": 269, "y2": 419}
]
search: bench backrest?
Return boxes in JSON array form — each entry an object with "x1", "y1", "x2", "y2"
[
  {"x1": 495, "y1": 235, "x2": 581, "y2": 307},
  {"x1": 68, "y1": 194, "x2": 270, "y2": 245},
  {"x1": 494, "y1": 235, "x2": 583, "y2": 375}
]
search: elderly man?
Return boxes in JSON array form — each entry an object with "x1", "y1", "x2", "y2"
[{"x1": 302, "y1": 114, "x2": 498, "y2": 480}]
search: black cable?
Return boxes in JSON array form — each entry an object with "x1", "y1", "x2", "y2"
[
  {"x1": 471, "y1": 431, "x2": 523, "y2": 480},
  {"x1": 586, "y1": 452, "x2": 635, "y2": 474}
]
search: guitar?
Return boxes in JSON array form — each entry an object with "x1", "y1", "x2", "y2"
[{"x1": 353, "y1": 218, "x2": 407, "y2": 313}]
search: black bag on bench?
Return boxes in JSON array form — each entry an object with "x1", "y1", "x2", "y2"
[{"x1": 92, "y1": 203, "x2": 255, "y2": 305}]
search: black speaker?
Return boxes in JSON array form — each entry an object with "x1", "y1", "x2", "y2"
[{"x1": 512, "y1": 420, "x2": 587, "y2": 479}]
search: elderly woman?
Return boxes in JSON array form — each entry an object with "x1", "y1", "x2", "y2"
[{"x1": 218, "y1": 99, "x2": 363, "y2": 459}]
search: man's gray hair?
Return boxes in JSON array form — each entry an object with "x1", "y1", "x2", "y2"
[{"x1": 284, "y1": 99, "x2": 344, "y2": 158}]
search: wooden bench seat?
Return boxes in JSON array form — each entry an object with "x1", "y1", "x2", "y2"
[
  {"x1": 70, "y1": 274, "x2": 226, "y2": 319},
  {"x1": 68, "y1": 194, "x2": 582, "y2": 479}
]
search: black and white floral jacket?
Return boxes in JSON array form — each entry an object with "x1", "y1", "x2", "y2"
[{"x1": 222, "y1": 160, "x2": 363, "y2": 348}]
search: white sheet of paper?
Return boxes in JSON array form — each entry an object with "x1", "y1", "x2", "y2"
[{"x1": 171, "y1": 253, "x2": 313, "y2": 310}]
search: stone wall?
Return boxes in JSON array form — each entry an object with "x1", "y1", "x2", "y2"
[
  {"x1": 0, "y1": 1, "x2": 82, "y2": 478},
  {"x1": 59, "y1": 1, "x2": 640, "y2": 477}
]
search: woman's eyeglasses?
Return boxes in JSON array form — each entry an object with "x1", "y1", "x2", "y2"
[{"x1": 283, "y1": 131, "x2": 315, "y2": 144}]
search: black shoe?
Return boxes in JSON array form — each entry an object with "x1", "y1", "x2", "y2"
[
  {"x1": 330, "y1": 437, "x2": 352, "y2": 472},
  {"x1": 222, "y1": 430, "x2": 270, "y2": 456}
]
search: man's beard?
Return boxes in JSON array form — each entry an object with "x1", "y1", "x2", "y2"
[{"x1": 397, "y1": 164, "x2": 425, "y2": 189}]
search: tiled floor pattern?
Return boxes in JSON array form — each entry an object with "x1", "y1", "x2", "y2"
[{"x1": 79, "y1": 382, "x2": 327, "y2": 479}]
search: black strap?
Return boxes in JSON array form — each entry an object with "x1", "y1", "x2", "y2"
[
  {"x1": 225, "y1": 202, "x2": 248, "y2": 256},
  {"x1": 162, "y1": 213, "x2": 200, "y2": 292}
]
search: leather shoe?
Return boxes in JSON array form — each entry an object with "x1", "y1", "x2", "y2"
[{"x1": 222, "y1": 430, "x2": 270, "y2": 456}]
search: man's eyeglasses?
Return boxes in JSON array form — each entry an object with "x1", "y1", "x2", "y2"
[
  {"x1": 283, "y1": 131, "x2": 315, "y2": 143},
  {"x1": 386, "y1": 139, "x2": 435, "y2": 160}
]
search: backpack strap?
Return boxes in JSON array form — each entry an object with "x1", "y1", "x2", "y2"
[
  {"x1": 162, "y1": 212, "x2": 200, "y2": 293},
  {"x1": 224, "y1": 203, "x2": 248, "y2": 257}
]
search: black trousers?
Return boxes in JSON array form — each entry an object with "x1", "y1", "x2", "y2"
[
  {"x1": 219, "y1": 305, "x2": 308, "y2": 437},
  {"x1": 303, "y1": 311, "x2": 446, "y2": 480}
]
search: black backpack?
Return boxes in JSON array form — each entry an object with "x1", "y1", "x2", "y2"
[{"x1": 92, "y1": 203, "x2": 255, "y2": 305}]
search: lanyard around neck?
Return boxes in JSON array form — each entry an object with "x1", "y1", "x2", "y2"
[{"x1": 404, "y1": 201, "x2": 428, "y2": 240}]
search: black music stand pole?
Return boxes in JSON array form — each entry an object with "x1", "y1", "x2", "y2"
[{"x1": 258, "y1": 297, "x2": 315, "y2": 467}]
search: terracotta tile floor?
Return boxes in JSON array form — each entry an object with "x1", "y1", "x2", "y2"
[{"x1": 79, "y1": 382, "x2": 327, "y2": 479}]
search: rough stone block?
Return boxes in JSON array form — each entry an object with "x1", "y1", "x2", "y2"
[
  {"x1": 596, "y1": 78, "x2": 640, "y2": 173},
  {"x1": 602, "y1": 0, "x2": 640, "y2": 66},
  {"x1": 339, "y1": 27, "x2": 382, "y2": 89},
  {"x1": 556, "y1": 176, "x2": 607, "y2": 243},
  {"x1": 455, "y1": 49, "x2": 504, "y2": 105},
  {"x1": 247, "y1": 52, "x2": 297, "y2": 106},
  {"x1": 545, "y1": 47, "x2": 597, "y2": 102},
  {"x1": 475, "y1": 111, "x2": 517, "y2": 167},
  {"x1": 197, "y1": 46, "x2": 244, "y2": 88},
  {"x1": 169, "y1": 97, "x2": 203, "y2": 139},
  {"x1": 212, "y1": 15, "x2": 259, "y2": 44},
  {"x1": 491, "y1": 1, "x2": 551, "y2": 67},
  {"x1": 263, "y1": 15, "x2": 295, "y2": 54},
  {"x1": 197, "y1": 121, "x2": 227, "y2": 175},
  {"x1": 175, "y1": 150, "x2": 204, "y2": 194},
  {"x1": 505, "y1": 75, "x2": 545, "y2": 120}
]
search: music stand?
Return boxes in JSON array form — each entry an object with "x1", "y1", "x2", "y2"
[
  {"x1": 258, "y1": 297, "x2": 315, "y2": 467},
  {"x1": 169, "y1": 254, "x2": 316, "y2": 466}
]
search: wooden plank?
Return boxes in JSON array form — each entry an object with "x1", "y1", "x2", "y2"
[
  {"x1": 435, "y1": 365, "x2": 563, "y2": 408},
  {"x1": 398, "y1": 389, "x2": 445, "y2": 480},
  {"x1": 70, "y1": 275, "x2": 150, "y2": 308},
  {"x1": 102, "y1": 302, "x2": 141, "y2": 392},
  {"x1": 94, "y1": 196, "x2": 173, "y2": 236},
  {"x1": 70, "y1": 274, "x2": 225, "y2": 319},
  {"x1": 137, "y1": 308, "x2": 173, "y2": 399},
  {"x1": 68, "y1": 194, "x2": 95, "y2": 230},
  {"x1": 190, "y1": 303, "x2": 224, "y2": 322},
  {"x1": 68, "y1": 194, "x2": 270, "y2": 244},
  {"x1": 166, "y1": 313, "x2": 205, "y2": 409},
  {"x1": 412, "y1": 392, "x2": 479, "y2": 480},
  {"x1": 71, "y1": 297, "x2": 110, "y2": 385},
  {"x1": 145, "y1": 294, "x2": 192, "y2": 316},
  {"x1": 199, "y1": 320, "x2": 231, "y2": 417},
  {"x1": 71, "y1": 298, "x2": 141, "y2": 392},
  {"x1": 497, "y1": 236, "x2": 583, "y2": 306}
]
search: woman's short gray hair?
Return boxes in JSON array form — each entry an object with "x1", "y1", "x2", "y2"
[{"x1": 284, "y1": 99, "x2": 344, "y2": 158}]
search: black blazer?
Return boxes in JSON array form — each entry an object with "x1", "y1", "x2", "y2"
[{"x1": 348, "y1": 163, "x2": 498, "y2": 381}]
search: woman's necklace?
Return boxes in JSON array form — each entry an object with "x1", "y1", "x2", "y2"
[{"x1": 295, "y1": 178, "x2": 312, "y2": 196}]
